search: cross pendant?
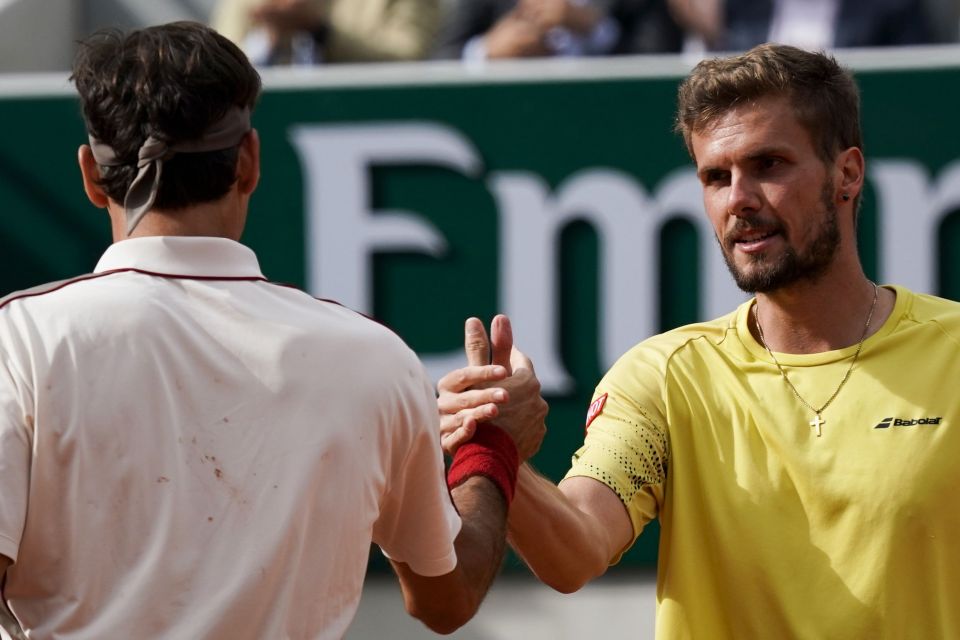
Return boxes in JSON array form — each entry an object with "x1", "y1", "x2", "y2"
[{"x1": 809, "y1": 413, "x2": 824, "y2": 437}]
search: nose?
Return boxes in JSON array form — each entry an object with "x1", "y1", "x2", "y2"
[{"x1": 726, "y1": 172, "x2": 762, "y2": 218}]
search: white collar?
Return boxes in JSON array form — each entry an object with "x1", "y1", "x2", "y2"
[{"x1": 94, "y1": 236, "x2": 265, "y2": 279}]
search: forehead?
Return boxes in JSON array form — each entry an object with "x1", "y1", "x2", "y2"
[{"x1": 689, "y1": 95, "x2": 817, "y2": 166}]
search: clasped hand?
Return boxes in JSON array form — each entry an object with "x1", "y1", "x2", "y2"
[{"x1": 437, "y1": 315, "x2": 548, "y2": 460}]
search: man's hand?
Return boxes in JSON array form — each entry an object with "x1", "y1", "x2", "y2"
[
  {"x1": 437, "y1": 362, "x2": 509, "y2": 454},
  {"x1": 484, "y1": 11, "x2": 550, "y2": 58},
  {"x1": 496, "y1": 348, "x2": 548, "y2": 460},
  {"x1": 519, "y1": 0, "x2": 602, "y2": 35},
  {"x1": 438, "y1": 315, "x2": 548, "y2": 460}
]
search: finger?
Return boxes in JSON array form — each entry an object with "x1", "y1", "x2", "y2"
[
  {"x1": 440, "y1": 405, "x2": 499, "y2": 439},
  {"x1": 441, "y1": 421, "x2": 476, "y2": 456},
  {"x1": 510, "y1": 346, "x2": 535, "y2": 374},
  {"x1": 437, "y1": 365, "x2": 509, "y2": 394},
  {"x1": 440, "y1": 411, "x2": 466, "y2": 436},
  {"x1": 490, "y1": 314, "x2": 514, "y2": 374},
  {"x1": 464, "y1": 317, "x2": 490, "y2": 367},
  {"x1": 437, "y1": 387, "x2": 509, "y2": 414}
]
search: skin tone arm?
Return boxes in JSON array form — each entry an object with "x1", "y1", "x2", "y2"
[
  {"x1": 519, "y1": 0, "x2": 603, "y2": 35},
  {"x1": 389, "y1": 476, "x2": 508, "y2": 634},
  {"x1": 438, "y1": 316, "x2": 634, "y2": 593},
  {"x1": 389, "y1": 318, "x2": 547, "y2": 634},
  {"x1": 484, "y1": 10, "x2": 550, "y2": 59}
]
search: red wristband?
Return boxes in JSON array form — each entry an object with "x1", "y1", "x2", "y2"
[{"x1": 446, "y1": 423, "x2": 520, "y2": 505}]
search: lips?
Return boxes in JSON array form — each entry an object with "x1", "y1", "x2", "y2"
[{"x1": 726, "y1": 224, "x2": 783, "y2": 253}]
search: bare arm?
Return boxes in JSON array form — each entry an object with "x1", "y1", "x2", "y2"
[
  {"x1": 388, "y1": 316, "x2": 546, "y2": 633},
  {"x1": 389, "y1": 475, "x2": 508, "y2": 634},
  {"x1": 437, "y1": 315, "x2": 633, "y2": 594},
  {"x1": 508, "y1": 467, "x2": 633, "y2": 593}
]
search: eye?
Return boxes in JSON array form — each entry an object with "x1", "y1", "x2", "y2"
[
  {"x1": 701, "y1": 169, "x2": 729, "y2": 186},
  {"x1": 758, "y1": 156, "x2": 782, "y2": 171}
]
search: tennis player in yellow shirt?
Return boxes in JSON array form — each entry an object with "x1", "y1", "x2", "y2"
[{"x1": 439, "y1": 43, "x2": 960, "y2": 639}]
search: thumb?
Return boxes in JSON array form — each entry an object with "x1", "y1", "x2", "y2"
[
  {"x1": 464, "y1": 317, "x2": 491, "y2": 367},
  {"x1": 490, "y1": 314, "x2": 514, "y2": 375},
  {"x1": 510, "y1": 346, "x2": 535, "y2": 374}
]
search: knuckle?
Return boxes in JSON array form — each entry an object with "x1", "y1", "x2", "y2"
[
  {"x1": 437, "y1": 371, "x2": 453, "y2": 389},
  {"x1": 466, "y1": 337, "x2": 488, "y2": 353},
  {"x1": 454, "y1": 370, "x2": 471, "y2": 387}
]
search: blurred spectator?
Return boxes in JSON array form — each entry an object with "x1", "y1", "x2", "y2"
[
  {"x1": 211, "y1": 0, "x2": 441, "y2": 65},
  {"x1": 669, "y1": 0, "x2": 934, "y2": 52},
  {"x1": 432, "y1": 0, "x2": 682, "y2": 61}
]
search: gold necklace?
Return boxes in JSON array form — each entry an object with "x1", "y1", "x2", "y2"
[{"x1": 753, "y1": 282, "x2": 879, "y2": 437}]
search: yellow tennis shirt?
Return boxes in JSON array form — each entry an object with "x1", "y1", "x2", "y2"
[{"x1": 566, "y1": 285, "x2": 959, "y2": 639}]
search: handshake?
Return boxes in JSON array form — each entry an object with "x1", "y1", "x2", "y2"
[{"x1": 437, "y1": 315, "x2": 549, "y2": 463}]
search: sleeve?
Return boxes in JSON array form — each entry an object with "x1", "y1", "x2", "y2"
[
  {"x1": 325, "y1": 0, "x2": 442, "y2": 62},
  {"x1": 372, "y1": 360, "x2": 462, "y2": 577},
  {"x1": 0, "y1": 340, "x2": 33, "y2": 563},
  {"x1": 563, "y1": 345, "x2": 669, "y2": 560}
]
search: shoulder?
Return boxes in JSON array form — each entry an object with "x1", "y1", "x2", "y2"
[
  {"x1": 605, "y1": 308, "x2": 739, "y2": 382},
  {"x1": 0, "y1": 274, "x2": 105, "y2": 314},
  {"x1": 282, "y1": 290, "x2": 430, "y2": 391},
  {"x1": 897, "y1": 286, "x2": 960, "y2": 339},
  {"x1": 267, "y1": 284, "x2": 418, "y2": 356},
  {"x1": 592, "y1": 308, "x2": 739, "y2": 427}
]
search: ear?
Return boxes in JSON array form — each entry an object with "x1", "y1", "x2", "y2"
[
  {"x1": 835, "y1": 146, "x2": 865, "y2": 203},
  {"x1": 235, "y1": 129, "x2": 260, "y2": 196},
  {"x1": 78, "y1": 145, "x2": 110, "y2": 208}
]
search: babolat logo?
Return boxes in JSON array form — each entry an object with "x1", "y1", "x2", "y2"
[{"x1": 874, "y1": 416, "x2": 943, "y2": 429}]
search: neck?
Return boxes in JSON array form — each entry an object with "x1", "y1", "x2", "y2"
[
  {"x1": 108, "y1": 194, "x2": 247, "y2": 243},
  {"x1": 752, "y1": 264, "x2": 890, "y2": 354}
]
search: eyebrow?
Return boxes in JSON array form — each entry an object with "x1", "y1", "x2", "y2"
[
  {"x1": 744, "y1": 146, "x2": 790, "y2": 161},
  {"x1": 697, "y1": 145, "x2": 792, "y2": 177},
  {"x1": 696, "y1": 165, "x2": 727, "y2": 180}
]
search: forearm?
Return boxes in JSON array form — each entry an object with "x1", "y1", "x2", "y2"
[
  {"x1": 507, "y1": 464, "x2": 613, "y2": 593},
  {"x1": 392, "y1": 476, "x2": 507, "y2": 633},
  {"x1": 452, "y1": 476, "x2": 509, "y2": 596}
]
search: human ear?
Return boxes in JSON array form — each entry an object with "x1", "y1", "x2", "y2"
[
  {"x1": 235, "y1": 129, "x2": 260, "y2": 196},
  {"x1": 835, "y1": 146, "x2": 865, "y2": 203},
  {"x1": 77, "y1": 145, "x2": 110, "y2": 208}
]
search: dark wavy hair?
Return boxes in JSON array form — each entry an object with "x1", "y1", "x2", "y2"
[{"x1": 72, "y1": 21, "x2": 262, "y2": 210}]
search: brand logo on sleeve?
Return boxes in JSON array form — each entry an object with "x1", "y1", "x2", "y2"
[
  {"x1": 585, "y1": 393, "x2": 608, "y2": 431},
  {"x1": 874, "y1": 416, "x2": 942, "y2": 429}
]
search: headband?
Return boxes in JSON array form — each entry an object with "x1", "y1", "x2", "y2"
[{"x1": 88, "y1": 106, "x2": 252, "y2": 234}]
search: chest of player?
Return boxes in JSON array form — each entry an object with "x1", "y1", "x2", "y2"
[{"x1": 662, "y1": 341, "x2": 958, "y2": 532}]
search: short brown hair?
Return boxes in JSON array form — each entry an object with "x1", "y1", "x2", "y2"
[
  {"x1": 72, "y1": 22, "x2": 261, "y2": 210},
  {"x1": 675, "y1": 43, "x2": 862, "y2": 164}
]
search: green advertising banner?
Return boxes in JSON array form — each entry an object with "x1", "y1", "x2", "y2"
[{"x1": 2, "y1": 52, "x2": 960, "y2": 568}]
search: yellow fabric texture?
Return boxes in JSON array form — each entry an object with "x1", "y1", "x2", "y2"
[{"x1": 566, "y1": 286, "x2": 960, "y2": 639}]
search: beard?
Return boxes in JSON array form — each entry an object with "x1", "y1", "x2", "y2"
[{"x1": 719, "y1": 179, "x2": 841, "y2": 294}]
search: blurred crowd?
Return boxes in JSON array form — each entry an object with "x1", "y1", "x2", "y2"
[{"x1": 208, "y1": 0, "x2": 958, "y2": 66}]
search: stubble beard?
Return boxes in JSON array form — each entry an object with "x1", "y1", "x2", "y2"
[{"x1": 720, "y1": 179, "x2": 841, "y2": 294}]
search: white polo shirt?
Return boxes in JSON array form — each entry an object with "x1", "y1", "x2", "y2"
[{"x1": 0, "y1": 236, "x2": 461, "y2": 639}]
